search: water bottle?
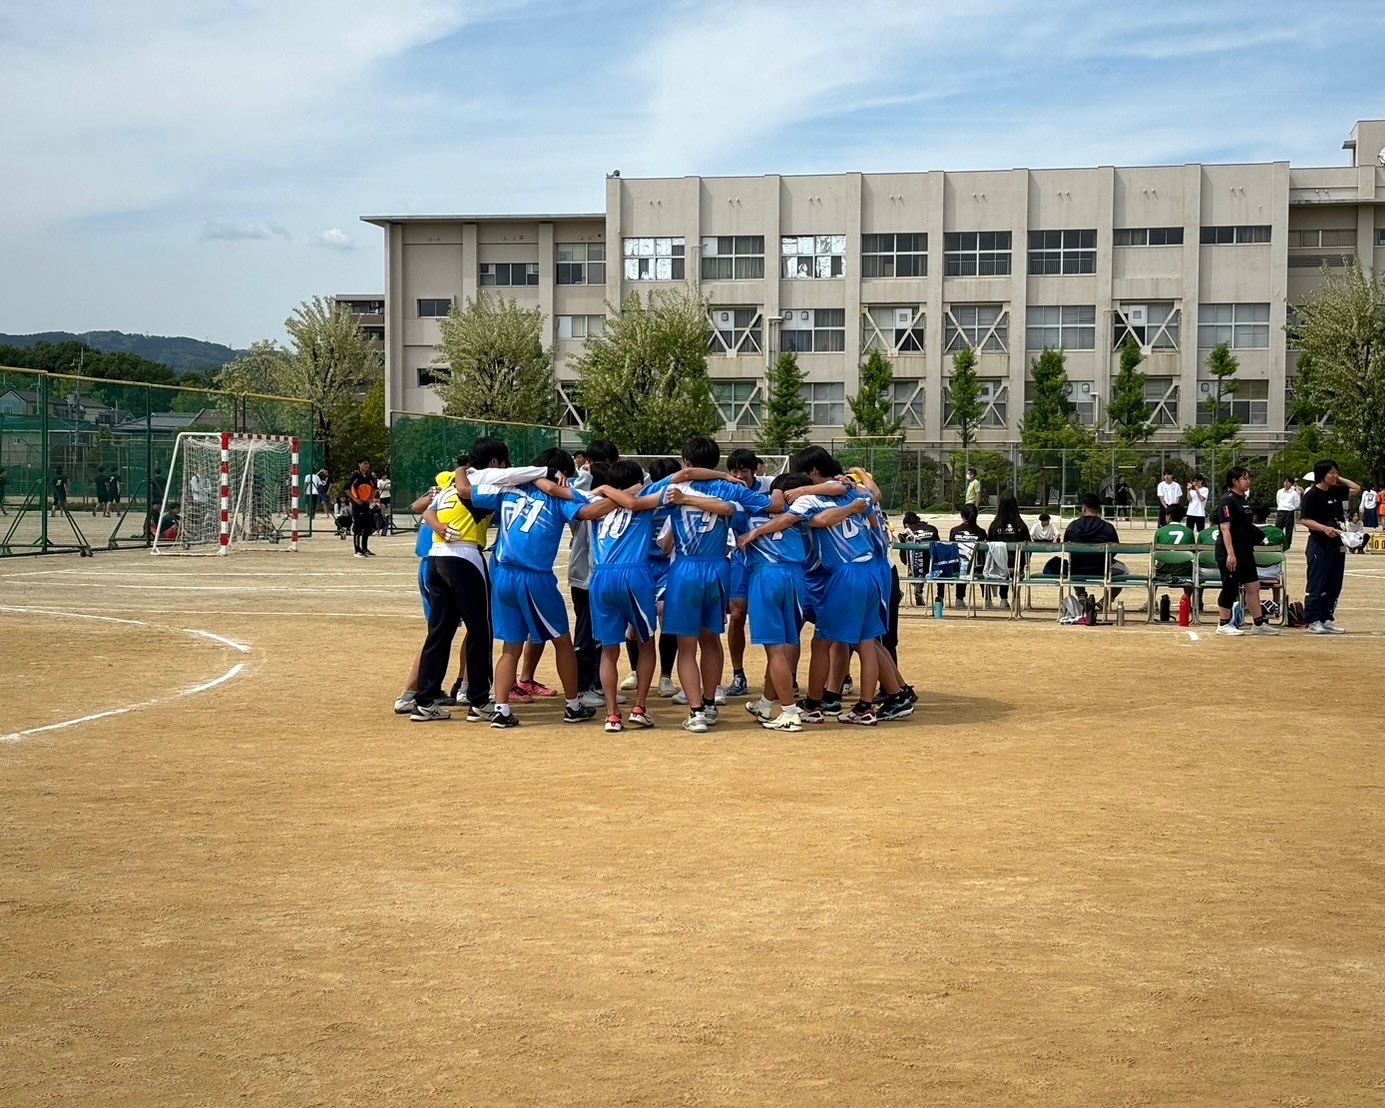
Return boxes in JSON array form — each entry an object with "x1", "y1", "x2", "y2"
[
  {"x1": 1115, "y1": 601, "x2": 1125, "y2": 627},
  {"x1": 933, "y1": 596, "x2": 944, "y2": 619}
]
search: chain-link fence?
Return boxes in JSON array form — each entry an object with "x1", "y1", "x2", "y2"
[{"x1": 0, "y1": 367, "x2": 317, "y2": 557}]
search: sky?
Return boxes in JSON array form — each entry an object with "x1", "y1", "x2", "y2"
[{"x1": 1, "y1": 0, "x2": 1382, "y2": 349}]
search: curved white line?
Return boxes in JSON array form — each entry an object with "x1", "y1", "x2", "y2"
[
  {"x1": 182, "y1": 662, "x2": 245, "y2": 696},
  {"x1": 183, "y1": 630, "x2": 250, "y2": 653}
]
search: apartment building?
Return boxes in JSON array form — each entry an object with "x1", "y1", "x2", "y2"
[
  {"x1": 363, "y1": 118, "x2": 1385, "y2": 447},
  {"x1": 334, "y1": 294, "x2": 386, "y2": 352}
]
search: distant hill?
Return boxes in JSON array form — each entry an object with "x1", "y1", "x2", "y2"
[{"x1": 0, "y1": 331, "x2": 248, "y2": 375}]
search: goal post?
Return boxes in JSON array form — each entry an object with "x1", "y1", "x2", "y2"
[{"x1": 152, "y1": 432, "x2": 299, "y2": 556}]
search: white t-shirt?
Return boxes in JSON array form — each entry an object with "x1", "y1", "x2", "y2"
[
  {"x1": 1156, "y1": 480, "x2": 1182, "y2": 507},
  {"x1": 1031, "y1": 522, "x2": 1059, "y2": 542},
  {"x1": 1362, "y1": 489, "x2": 1378, "y2": 511},
  {"x1": 1186, "y1": 486, "x2": 1209, "y2": 519},
  {"x1": 1276, "y1": 487, "x2": 1301, "y2": 511}
]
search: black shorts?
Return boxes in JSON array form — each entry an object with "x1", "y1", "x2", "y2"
[{"x1": 1217, "y1": 551, "x2": 1260, "y2": 585}]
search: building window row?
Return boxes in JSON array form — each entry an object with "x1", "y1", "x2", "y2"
[
  {"x1": 556, "y1": 314, "x2": 606, "y2": 341},
  {"x1": 1114, "y1": 227, "x2": 1184, "y2": 247},
  {"x1": 1197, "y1": 302, "x2": 1270, "y2": 349},
  {"x1": 943, "y1": 231, "x2": 1011, "y2": 277},
  {"x1": 417, "y1": 298, "x2": 452, "y2": 317},
  {"x1": 782, "y1": 235, "x2": 846, "y2": 280},
  {"x1": 1025, "y1": 305, "x2": 1096, "y2": 350},
  {"x1": 780, "y1": 308, "x2": 846, "y2": 353},
  {"x1": 944, "y1": 378, "x2": 1007, "y2": 428},
  {"x1": 1200, "y1": 224, "x2": 1271, "y2": 245},
  {"x1": 701, "y1": 236, "x2": 766, "y2": 281},
  {"x1": 1027, "y1": 229, "x2": 1096, "y2": 275},
  {"x1": 1196, "y1": 378, "x2": 1268, "y2": 425},
  {"x1": 556, "y1": 242, "x2": 606, "y2": 285},
  {"x1": 1288, "y1": 228, "x2": 1355, "y2": 248},
  {"x1": 623, "y1": 237, "x2": 685, "y2": 281},
  {"x1": 1114, "y1": 303, "x2": 1180, "y2": 350},
  {"x1": 480, "y1": 262, "x2": 539, "y2": 287},
  {"x1": 861, "y1": 233, "x2": 927, "y2": 277},
  {"x1": 862, "y1": 306, "x2": 925, "y2": 354},
  {"x1": 944, "y1": 304, "x2": 1008, "y2": 352},
  {"x1": 708, "y1": 308, "x2": 763, "y2": 355}
]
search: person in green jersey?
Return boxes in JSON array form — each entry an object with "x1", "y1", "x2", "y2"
[
  {"x1": 1252, "y1": 505, "x2": 1287, "y2": 615},
  {"x1": 1153, "y1": 503, "x2": 1197, "y2": 583}
]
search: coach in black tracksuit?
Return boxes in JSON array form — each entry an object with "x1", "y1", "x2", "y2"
[{"x1": 347, "y1": 458, "x2": 376, "y2": 557}]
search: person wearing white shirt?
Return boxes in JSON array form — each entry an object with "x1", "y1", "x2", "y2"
[
  {"x1": 1361, "y1": 485, "x2": 1379, "y2": 529},
  {"x1": 1275, "y1": 478, "x2": 1302, "y2": 548},
  {"x1": 1185, "y1": 475, "x2": 1209, "y2": 534},
  {"x1": 1030, "y1": 513, "x2": 1059, "y2": 542},
  {"x1": 1156, "y1": 471, "x2": 1182, "y2": 527}
]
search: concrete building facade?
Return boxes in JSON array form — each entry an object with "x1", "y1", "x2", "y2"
[{"x1": 364, "y1": 119, "x2": 1385, "y2": 448}]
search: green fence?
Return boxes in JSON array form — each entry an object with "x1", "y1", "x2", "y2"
[{"x1": 0, "y1": 367, "x2": 317, "y2": 556}]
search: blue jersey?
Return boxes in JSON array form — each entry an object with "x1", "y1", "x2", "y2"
[
  {"x1": 592, "y1": 500, "x2": 656, "y2": 566},
  {"x1": 472, "y1": 483, "x2": 589, "y2": 569},
  {"x1": 653, "y1": 477, "x2": 772, "y2": 560},
  {"x1": 730, "y1": 505, "x2": 809, "y2": 568},
  {"x1": 789, "y1": 492, "x2": 876, "y2": 566}
]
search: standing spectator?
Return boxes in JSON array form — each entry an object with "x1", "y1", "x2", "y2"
[
  {"x1": 51, "y1": 467, "x2": 69, "y2": 516},
  {"x1": 347, "y1": 458, "x2": 378, "y2": 557},
  {"x1": 898, "y1": 512, "x2": 939, "y2": 606},
  {"x1": 1185, "y1": 474, "x2": 1209, "y2": 535},
  {"x1": 108, "y1": 469, "x2": 121, "y2": 514},
  {"x1": 963, "y1": 467, "x2": 981, "y2": 511},
  {"x1": 1275, "y1": 477, "x2": 1301, "y2": 549},
  {"x1": 1156, "y1": 470, "x2": 1182, "y2": 527},
  {"x1": 1113, "y1": 478, "x2": 1133, "y2": 522},
  {"x1": 93, "y1": 466, "x2": 107, "y2": 516},
  {"x1": 1361, "y1": 484, "x2": 1379, "y2": 529},
  {"x1": 316, "y1": 468, "x2": 331, "y2": 516},
  {"x1": 0, "y1": 466, "x2": 8, "y2": 514},
  {"x1": 986, "y1": 491, "x2": 1030, "y2": 606},
  {"x1": 377, "y1": 470, "x2": 393, "y2": 534},
  {"x1": 1299, "y1": 459, "x2": 1361, "y2": 634},
  {"x1": 1212, "y1": 467, "x2": 1276, "y2": 637}
]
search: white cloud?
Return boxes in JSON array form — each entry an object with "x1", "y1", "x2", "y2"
[
  {"x1": 314, "y1": 228, "x2": 356, "y2": 252},
  {"x1": 199, "y1": 220, "x2": 292, "y2": 243}
]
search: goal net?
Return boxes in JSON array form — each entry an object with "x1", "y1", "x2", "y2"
[{"x1": 152, "y1": 432, "x2": 300, "y2": 556}]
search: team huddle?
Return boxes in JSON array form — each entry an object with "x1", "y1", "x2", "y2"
[{"x1": 395, "y1": 436, "x2": 917, "y2": 733}]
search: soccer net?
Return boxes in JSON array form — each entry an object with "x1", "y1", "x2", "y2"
[
  {"x1": 152, "y1": 432, "x2": 300, "y2": 556},
  {"x1": 622, "y1": 454, "x2": 790, "y2": 478}
]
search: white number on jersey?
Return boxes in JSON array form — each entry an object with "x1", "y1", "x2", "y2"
[
  {"x1": 598, "y1": 507, "x2": 631, "y2": 541},
  {"x1": 680, "y1": 506, "x2": 717, "y2": 534},
  {"x1": 502, "y1": 495, "x2": 545, "y2": 533}
]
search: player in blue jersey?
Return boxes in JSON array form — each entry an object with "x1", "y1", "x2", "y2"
[
  {"x1": 724, "y1": 448, "x2": 775, "y2": 698},
  {"x1": 463, "y1": 448, "x2": 617, "y2": 728}
]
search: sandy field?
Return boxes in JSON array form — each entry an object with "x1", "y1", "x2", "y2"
[{"x1": 2, "y1": 535, "x2": 1384, "y2": 1106}]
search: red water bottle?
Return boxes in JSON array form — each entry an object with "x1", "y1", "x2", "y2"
[{"x1": 1177, "y1": 594, "x2": 1191, "y2": 627}]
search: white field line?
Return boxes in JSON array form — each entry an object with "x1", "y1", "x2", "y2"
[
  {"x1": 9, "y1": 607, "x2": 425, "y2": 618},
  {"x1": 0, "y1": 607, "x2": 253, "y2": 744}
]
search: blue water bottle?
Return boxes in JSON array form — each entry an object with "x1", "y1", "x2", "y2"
[{"x1": 933, "y1": 596, "x2": 944, "y2": 619}]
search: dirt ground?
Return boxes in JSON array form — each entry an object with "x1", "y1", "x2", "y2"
[{"x1": 2, "y1": 535, "x2": 1384, "y2": 1107}]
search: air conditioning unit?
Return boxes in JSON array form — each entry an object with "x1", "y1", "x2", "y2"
[
  {"x1": 894, "y1": 308, "x2": 914, "y2": 329},
  {"x1": 1078, "y1": 382, "x2": 1092, "y2": 395},
  {"x1": 1126, "y1": 304, "x2": 1148, "y2": 326},
  {"x1": 782, "y1": 309, "x2": 793, "y2": 321},
  {"x1": 717, "y1": 311, "x2": 733, "y2": 326},
  {"x1": 1199, "y1": 382, "x2": 1213, "y2": 395},
  {"x1": 782, "y1": 311, "x2": 810, "y2": 329}
]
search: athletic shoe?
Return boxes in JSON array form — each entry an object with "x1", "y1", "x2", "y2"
[
  {"x1": 508, "y1": 684, "x2": 535, "y2": 704},
  {"x1": 681, "y1": 712, "x2": 708, "y2": 734},
  {"x1": 726, "y1": 673, "x2": 749, "y2": 697},
  {"x1": 393, "y1": 693, "x2": 417, "y2": 715},
  {"x1": 1306, "y1": 620, "x2": 1331, "y2": 634},
  {"x1": 839, "y1": 705, "x2": 878, "y2": 726},
  {"x1": 658, "y1": 676, "x2": 677, "y2": 698},
  {"x1": 745, "y1": 700, "x2": 773, "y2": 723},
  {"x1": 364, "y1": 550, "x2": 377, "y2": 557},
  {"x1": 1324, "y1": 620, "x2": 1347, "y2": 635},
  {"x1": 762, "y1": 712, "x2": 803, "y2": 733},
  {"x1": 409, "y1": 702, "x2": 451, "y2": 722},
  {"x1": 563, "y1": 703, "x2": 597, "y2": 724},
  {"x1": 702, "y1": 705, "x2": 720, "y2": 726},
  {"x1": 465, "y1": 704, "x2": 490, "y2": 722},
  {"x1": 604, "y1": 715, "x2": 624, "y2": 733},
  {"x1": 489, "y1": 709, "x2": 519, "y2": 729},
  {"x1": 354, "y1": 552, "x2": 366, "y2": 558},
  {"x1": 842, "y1": 676, "x2": 854, "y2": 698},
  {"x1": 672, "y1": 689, "x2": 689, "y2": 705},
  {"x1": 820, "y1": 696, "x2": 843, "y2": 715},
  {"x1": 627, "y1": 706, "x2": 654, "y2": 728},
  {"x1": 903, "y1": 685, "x2": 918, "y2": 706},
  {"x1": 713, "y1": 686, "x2": 727, "y2": 706},
  {"x1": 1251, "y1": 621, "x2": 1280, "y2": 636},
  {"x1": 1215, "y1": 623, "x2": 1245, "y2": 637},
  {"x1": 619, "y1": 672, "x2": 639, "y2": 692},
  {"x1": 449, "y1": 679, "x2": 467, "y2": 700},
  {"x1": 798, "y1": 707, "x2": 826, "y2": 725},
  {"x1": 517, "y1": 678, "x2": 558, "y2": 698},
  {"x1": 434, "y1": 694, "x2": 459, "y2": 708},
  {"x1": 579, "y1": 690, "x2": 607, "y2": 709},
  {"x1": 878, "y1": 697, "x2": 915, "y2": 721}
]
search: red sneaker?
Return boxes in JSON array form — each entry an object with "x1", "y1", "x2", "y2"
[
  {"x1": 507, "y1": 684, "x2": 535, "y2": 704},
  {"x1": 516, "y1": 678, "x2": 558, "y2": 698}
]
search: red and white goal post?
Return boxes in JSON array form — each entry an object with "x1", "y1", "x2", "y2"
[{"x1": 152, "y1": 432, "x2": 300, "y2": 556}]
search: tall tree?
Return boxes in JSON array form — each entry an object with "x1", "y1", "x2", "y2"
[
  {"x1": 1183, "y1": 342, "x2": 1243, "y2": 478},
  {"x1": 846, "y1": 350, "x2": 904, "y2": 440},
  {"x1": 573, "y1": 288, "x2": 719, "y2": 454},
  {"x1": 1108, "y1": 337, "x2": 1154, "y2": 447},
  {"x1": 1290, "y1": 258, "x2": 1385, "y2": 481},
  {"x1": 1019, "y1": 347, "x2": 1092, "y2": 504},
  {"x1": 947, "y1": 346, "x2": 984, "y2": 448},
  {"x1": 432, "y1": 293, "x2": 559, "y2": 426},
  {"x1": 756, "y1": 351, "x2": 812, "y2": 453}
]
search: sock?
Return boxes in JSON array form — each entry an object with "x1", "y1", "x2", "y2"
[
  {"x1": 856, "y1": 699, "x2": 873, "y2": 713},
  {"x1": 496, "y1": 703, "x2": 512, "y2": 717},
  {"x1": 1253, "y1": 616, "x2": 1265, "y2": 626},
  {"x1": 780, "y1": 702, "x2": 801, "y2": 718},
  {"x1": 1219, "y1": 618, "x2": 1230, "y2": 626},
  {"x1": 566, "y1": 698, "x2": 581, "y2": 711},
  {"x1": 754, "y1": 696, "x2": 773, "y2": 716},
  {"x1": 824, "y1": 687, "x2": 841, "y2": 702},
  {"x1": 733, "y1": 668, "x2": 746, "y2": 680},
  {"x1": 805, "y1": 697, "x2": 822, "y2": 710}
]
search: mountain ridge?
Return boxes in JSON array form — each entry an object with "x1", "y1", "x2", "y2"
[{"x1": 0, "y1": 330, "x2": 249, "y2": 375}]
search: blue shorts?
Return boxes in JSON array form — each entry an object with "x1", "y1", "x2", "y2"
[
  {"x1": 491, "y1": 562, "x2": 570, "y2": 644},
  {"x1": 729, "y1": 551, "x2": 750, "y2": 603},
  {"x1": 651, "y1": 558, "x2": 670, "y2": 604},
  {"x1": 662, "y1": 558, "x2": 730, "y2": 637},
  {"x1": 802, "y1": 571, "x2": 829, "y2": 625},
  {"x1": 590, "y1": 564, "x2": 657, "y2": 646},
  {"x1": 748, "y1": 565, "x2": 805, "y2": 647},
  {"x1": 417, "y1": 559, "x2": 432, "y2": 621},
  {"x1": 874, "y1": 558, "x2": 893, "y2": 626},
  {"x1": 815, "y1": 561, "x2": 887, "y2": 645}
]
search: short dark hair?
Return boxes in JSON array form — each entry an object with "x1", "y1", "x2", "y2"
[
  {"x1": 1081, "y1": 493, "x2": 1102, "y2": 512},
  {"x1": 1313, "y1": 459, "x2": 1339, "y2": 483},
  {"x1": 357, "y1": 457, "x2": 370, "y2": 465},
  {"x1": 455, "y1": 453, "x2": 470, "y2": 469},
  {"x1": 1167, "y1": 503, "x2": 1186, "y2": 521},
  {"x1": 468, "y1": 436, "x2": 509, "y2": 469},
  {"x1": 1038, "y1": 512, "x2": 1050, "y2": 522},
  {"x1": 770, "y1": 472, "x2": 810, "y2": 493},
  {"x1": 966, "y1": 467, "x2": 977, "y2": 478},
  {"x1": 589, "y1": 461, "x2": 610, "y2": 488},
  {"x1": 683, "y1": 436, "x2": 719, "y2": 469},
  {"x1": 646, "y1": 457, "x2": 680, "y2": 482},
  {"x1": 533, "y1": 447, "x2": 575, "y2": 477},
  {"x1": 1224, "y1": 466, "x2": 1249, "y2": 488},
  {"x1": 586, "y1": 439, "x2": 618, "y2": 465},
  {"x1": 727, "y1": 448, "x2": 759, "y2": 472},
  {"x1": 604, "y1": 459, "x2": 643, "y2": 489},
  {"x1": 902, "y1": 511, "x2": 921, "y2": 527},
  {"x1": 1193, "y1": 473, "x2": 1205, "y2": 483},
  {"x1": 1253, "y1": 505, "x2": 1270, "y2": 523},
  {"x1": 791, "y1": 445, "x2": 842, "y2": 478}
]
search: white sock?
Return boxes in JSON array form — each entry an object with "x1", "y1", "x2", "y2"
[
  {"x1": 779, "y1": 703, "x2": 801, "y2": 718},
  {"x1": 566, "y1": 698, "x2": 581, "y2": 711},
  {"x1": 496, "y1": 703, "x2": 512, "y2": 717},
  {"x1": 754, "y1": 696, "x2": 774, "y2": 715}
]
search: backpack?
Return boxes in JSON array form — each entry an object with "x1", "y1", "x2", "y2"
[{"x1": 1286, "y1": 600, "x2": 1306, "y2": 628}]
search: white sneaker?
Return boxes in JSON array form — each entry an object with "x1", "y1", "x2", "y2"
[
  {"x1": 1306, "y1": 621, "x2": 1331, "y2": 634},
  {"x1": 1324, "y1": 620, "x2": 1347, "y2": 635},
  {"x1": 681, "y1": 712, "x2": 708, "y2": 734},
  {"x1": 672, "y1": 689, "x2": 689, "y2": 705},
  {"x1": 702, "y1": 705, "x2": 720, "y2": 726},
  {"x1": 354, "y1": 552, "x2": 367, "y2": 558},
  {"x1": 1215, "y1": 623, "x2": 1245, "y2": 637},
  {"x1": 658, "y1": 676, "x2": 677, "y2": 698},
  {"x1": 1252, "y1": 621, "x2": 1280, "y2": 636},
  {"x1": 762, "y1": 711, "x2": 803, "y2": 733},
  {"x1": 393, "y1": 693, "x2": 417, "y2": 715},
  {"x1": 745, "y1": 699, "x2": 773, "y2": 723},
  {"x1": 579, "y1": 690, "x2": 607, "y2": 708},
  {"x1": 619, "y1": 672, "x2": 638, "y2": 691},
  {"x1": 713, "y1": 686, "x2": 727, "y2": 706}
]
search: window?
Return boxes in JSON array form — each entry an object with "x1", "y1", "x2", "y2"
[
  {"x1": 1027, "y1": 229, "x2": 1096, "y2": 275},
  {"x1": 711, "y1": 380, "x2": 762, "y2": 428},
  {"x1": 1196, "y1": 378, "x2": 1268, "y2": 426},
  {"x1": 890, "y1": 379, "x2": 924, "y2": 428},
  {"x1": 1287, "y1": 228, "x2": 1356, "y2": 268},
  {"x1": 800, "y1": 382, "x2": 845, "y2": 426},
  {"x1": 1378, "y1": 229, "x2": 1385, "y2": 247},
  {"x1": 945, "y1": 379, "x2": 1007, "y2": 428},
  {"x1": 417, "y1": 298, "x2": 452, "y2": 317},
  {"x1": 1199, "y1": 225, "x2": 1271, "y2": 244},
  {"x1": 556, "y1": 315, "x2": 606, "y2": 341},
  {"x1": 1025, "y1": 305, "x2": 1095, "y2": 350},
  {"x1": 707, "y1": 308, "x2": 763, "y2": 355},
  {"x1": 862, "y1": 306, "x2": 925, "y2": 354},
  {"x1": 346, "y1": 299, "x2": 384, "y2": 313},
  {"x1": 1198, "y1": 303, "x2": 1270, "y2": 349},
  {"x1": 557, "y1": 384, "x2": 586, "y2": 429},
  {"x1": 861, "y1": 233, "x2": 927, "y2": 278},
  {"x1": 781, "y1": 235, "x2": 845, "y2": 279},
  {"x1": 943, "y1": 304, "x2": 1008, "y2": 352},
  {"x1": 1114, "y1": 227, "x2": 1184, "y2": 247},
  {"x1": 416, "y1": 367, "x2": 444, "y2": 387},
  {"x1": 1025, "y1": 380, "x2": 1096, "y2": 424},
  {"x1": 555, "y1": 243, "x2": 606, "y2": 285},
  {"x1": 780, "y1": 309, "x2": 845, "y2": 354},
  {"x1": 943, "y1": 231, "x2": 1011, "y2": 276},
  {"x1": 480, "y1": 262, "x2": 539, "y2": 287},
  {"x1": 1143, "y1": 378, "x2": 1179, "y2": 427},
  {"x1": 623, "y1": 237, "x2": 685, "y2": 281},
  {"x1": 1114, "y1": 302, "x2": 1180, "y2": 350},
  {"x1": 700, "y1": 236, "x2": 765, "y2": 280}
]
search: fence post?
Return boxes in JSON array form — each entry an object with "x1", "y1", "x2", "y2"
[{"x1": 39, "y1": 373, "x2": 50, "y2": 550}]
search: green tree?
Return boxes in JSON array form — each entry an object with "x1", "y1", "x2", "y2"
[
  {"x1": 756, "y1": 351, "x2": 812, "y2": 453},
  {"x1": 845, "y1": 350, "x2": 904, "y2": 440},
  {"x1": 1289, "y1": 257, "x2": 1385, "y2": 481},
  {"x1": 573, "y1": 288, "x2": 719, "y2": 454},
  {"x1": 1183, "y1": 341, "x2": 1243, "y2": 482},
  {"x1": 331, "y1": 378, "x2": 390, "y2": 477},
  {"x1": 215, "y1": 339, "x2": 294, "y2": 430},
  {"x1": 1018, "y1": 347, "x2": 1095, "y2": 504},
  {"x1": 432, "y1": 293, "x2": 559, "y2": 426},
  {"x1": 947, "y1": 346, "x2": 983, "y2": 448},
  {"x1": 1108, "y1": 338, "x2": 1153, "y2": 447}
]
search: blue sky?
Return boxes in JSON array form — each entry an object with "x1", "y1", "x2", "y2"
[{"x1": 1, "y1": 0, "x2": 1381, "y2": 349}]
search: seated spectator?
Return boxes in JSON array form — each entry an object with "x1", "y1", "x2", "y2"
[
  {"x1": 986, "y1": 490, "x2": 1030, "y2": 604},
  {"x1": 1253, "y1": 505, "x2": 1287, "y2": 612},
  {"x1": 1031, "y1": 512, "x2": 1059, "y2": 543},
  {"x1": 898, "y1": 511, "x2": 940, "y2": 606},
  {"x1": 1345, "y1": 511, "x2": 1366, "y2": 553},
  {"x1": 949, "y1": 504, "x2": 987, "y2": 608},
  {"x1": 1153, "y1": 504, "x2": 1197, "y2": 581},
  {"x1": 333, "y1": 494, "x2": 353, "y2": 539},
  {"x1": 1060, "y1": 493, "x2": 1125, "y2": 602}
]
